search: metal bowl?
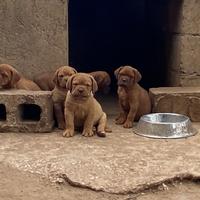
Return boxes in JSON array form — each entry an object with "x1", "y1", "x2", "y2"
[{"x1": 134, "y1": 113, "x2": 197, "y2": 139}]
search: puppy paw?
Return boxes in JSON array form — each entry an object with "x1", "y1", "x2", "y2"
[
  {"x1": 82, "y1": 129, "x2": 94, "y2": 137},
  {"x1": 123, "y1": 121, "x2": 133, "y2": 128},
  {"x1": 63, "y1": 129, "x2": 74, "y2": 137},
  {"x1": 115, "y1": 117, "x2": 126, "y2": 125},
  {"x1": 58, "y1": 123, "x2": 65, "y2": 130},
  {"x1": 97, "y1": 131, "x2": 106, "y2": 137}
]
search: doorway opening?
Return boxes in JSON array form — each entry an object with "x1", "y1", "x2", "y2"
[{"x1": 69, "y1": 0, "x2": 182, "y2": 93}]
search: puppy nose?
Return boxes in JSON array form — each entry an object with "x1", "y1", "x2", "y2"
[
  {"x1": 122, "y1": 78, "x2": 127, "y2": 82},
  {"x1": 78, "y1": 88, "x2": 84, "y2": 93}
]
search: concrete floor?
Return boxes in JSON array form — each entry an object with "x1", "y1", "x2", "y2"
[
  {"x1": 0, "y1": 96, "x2": 200, "y2": 197},
  {"x1": 0, "y1": 119, "x2": 200, "y2": 193}
]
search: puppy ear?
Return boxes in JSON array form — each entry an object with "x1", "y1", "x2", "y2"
[
  {"x1": 114, "y1": 66, "x2": 123, "y2": 78},
  {"x1": 66, "y1": 74, "x2": 75, "y2": 92},
  {"x1": 53, "y1": 69, "x2": 59, "y2": 85},
  {"x1": 10, "y1": 68, "x2": 21, "y2": 86},
  {"x1": 90, "y1": 76, "x2": 98, "y2": 94},
  {"x1": 71, "y1": 67, "x2": 77, "y2": 74},
  {"x1": 132, "y1": 68, "x2": 142, "y2": 83}
]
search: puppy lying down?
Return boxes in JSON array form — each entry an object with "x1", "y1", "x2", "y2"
[
  {"x1": 63, "y1": 73, "x2": 110, "y2": 137},
  {"x1": 0, "y1": 64, "x2": 41, "y2": 90}
]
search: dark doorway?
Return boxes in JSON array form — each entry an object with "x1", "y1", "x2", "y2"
[{"x1": 69, "y1": 0, "x2": 169, "y2": 91}]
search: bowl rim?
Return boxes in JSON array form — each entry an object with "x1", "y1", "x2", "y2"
[
  {"x1": 139, "y1": 113, "x2": 190, "y2": 125},
  {"x1": 133, "y1": 127, "x2": 197, "y2": 139}
]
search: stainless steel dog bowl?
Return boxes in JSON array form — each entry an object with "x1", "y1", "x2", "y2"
[{"x1": 134, "y1": 113, "x2": 197, "y2": 139}]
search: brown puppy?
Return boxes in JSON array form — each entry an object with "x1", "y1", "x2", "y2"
[
  {"x1": 34, "y1": 71, "x2": 55, "y2": 91},
  {"x1": 52, "y1": 66, "x2": 77, "y2": 129},
  {"x1": 0, "y1": 64, "x2": 41, "y2": 90},
  {"x1": 63, "y1": 73, "x2": 109, "y2": 137},
  {"x1": 89, "y1": 71, "x2": 111, "y2": 94},
  {"x1": 114, "y1": 65, "x2": 151, "y2": 128}
]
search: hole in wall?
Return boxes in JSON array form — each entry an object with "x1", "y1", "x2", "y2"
[
  {"x1": 0, "y1": 104, "x2": 6, "y2": 121},
  {"x1": 18, "y1": 104, "x2": 41, "y2": 122}
]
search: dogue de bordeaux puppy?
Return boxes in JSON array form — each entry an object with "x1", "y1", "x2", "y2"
[
  {"x1": 52, "y1": 66, "x2": 77, "y2": 129},
  {"x1": 63, "y1": 73, "x2": 110, "y2": 137},
  {"x1": 89, "y1": 71, "x2": 111, "y2": 94},
  {"x1": 34, "y1": 71, "x2": 55, "y2": 91},
  {"x1": 0, "y1": 64, "x2": 41, "y2": 90},
  {"x1": 114, "y1": 65, "x2": 151, "y2": 128}
]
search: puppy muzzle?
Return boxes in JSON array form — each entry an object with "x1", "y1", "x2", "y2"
[
  {"x1": 72, "y1": 88, "x2": 90, "y2": 99},
  {"x1": 118, "y1": 80, "x2": 129, "y2": 87}
]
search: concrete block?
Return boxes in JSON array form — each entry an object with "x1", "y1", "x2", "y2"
[
  {"x1": 0, "y1": 0, "x2": 68, "y2": 79},
  {"x1": 0, "y1": 90, "x2": 54, "y2": 132},
  {"x1": 149, "y1": 87, "x2": 200, "y2": 122}
]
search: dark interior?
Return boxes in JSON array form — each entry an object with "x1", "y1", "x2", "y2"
[
  {"x1": 19, "y1": 104, "x2": 41, "y2": 121},
  {"x1": 0, "y1": 104, "x2": 6, "y2": 121},
  {"x1": 69, "y1": 0, "x2": 170, "y2": 91}
]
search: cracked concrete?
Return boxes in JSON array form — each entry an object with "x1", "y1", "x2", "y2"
[{"x1": 0, "y1": 116, "x2": 200, "y2": 194}]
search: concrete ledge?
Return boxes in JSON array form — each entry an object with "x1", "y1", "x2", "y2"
[
  {"x1": 0, "y1": 90, "x2": 54, "y2": 132},
  {"x1": 149, "y1": 87, "x2": 200, "y2": 122}
]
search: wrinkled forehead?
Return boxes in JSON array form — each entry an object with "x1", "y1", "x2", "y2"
[
  {"x1": 73, "y1": 75, "x2": 92, "y2": 85},
  {"x1": 119, "y1": 67, "x2": 135, "y2": 77},
  {"x1": 58, "y1": 68, "x2": 75, "y2": 76},
  {"x1": 0, "y1": 67, "x2": 11, "y2": 75}
]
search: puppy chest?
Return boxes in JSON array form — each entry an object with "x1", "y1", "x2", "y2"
[{"x1": 73, "y1": 106, "x2": 87, "y2": 125}]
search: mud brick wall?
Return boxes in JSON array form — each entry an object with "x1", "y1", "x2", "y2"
[
  {"x1": 0, "y1": 0, "x2": 68, "y2": 79},
  {"x1": 0, "y1": 90, "x2": 54, "y2": 132},
  {"x1": 167, "y1": 0, "x2": 200, "y2": 86},
  {"x1": 150, "y1": 87, "x2": 200, "y2": 122}
]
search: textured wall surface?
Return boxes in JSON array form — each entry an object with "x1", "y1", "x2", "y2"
[
  {"x1": 167, "y1": 0, "x2": 200, "y2": 86},
  {"x1": 150, "y1": 87, "x2": 200, "y2": 122},
  {"x1": 0, "y1": 0, "x2": 68, "y2": 79}
]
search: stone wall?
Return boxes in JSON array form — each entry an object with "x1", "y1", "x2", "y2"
[
  {"x1": 167, "y1": 0, "x2": 200, "y2": 86},
  {"x1": 0, "y1": 0, "x2": 68, "y2": 79}
]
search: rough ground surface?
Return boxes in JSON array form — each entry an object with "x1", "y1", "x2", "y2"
[
  {"x1": 0, "y1": 116, "x2": 200, "y2": 194},
  {"x1": 1, "y1": 163, "x2": 200, "y2": 200}
]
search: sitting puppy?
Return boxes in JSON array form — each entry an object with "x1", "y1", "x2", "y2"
[
  {"x1": 34, "y1": 71, "x2": 55, "y2": 91},
  {"x1": 114, "y1": 65, "x2": 151, "y2": 128},
  {"x1": 89, "y1": 71, "x2": 111, "y2": 94},
  {"x1": 52, "y1": 66, "x2": 77, "y2": 129},
  {"x1": 0, "y1": 64, "x2": 41, "y2": 90},
  {"x1": 63, "y1": 73, "x2": 109, "y2": 137}
]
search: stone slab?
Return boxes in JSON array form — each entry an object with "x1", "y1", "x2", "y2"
[
  {"x1": 150, "y1": 87, "x2": 200, "y2": 122},
  {"x1": 0, "y1": 117, "x2": 199, "y2": 194},
  {"x1": 0, "y1": 0, "x2": 68, "y2": 79},
  {"x1": 0, "y1": 89, "x2": 54, "y2": 132}
]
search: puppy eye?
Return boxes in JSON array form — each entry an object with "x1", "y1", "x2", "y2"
[
  {"x1": 73, "y1": 83, "x2": 78, "y2": 86},
  {"x1": 59, "y1": 74, "x2": 64, "y2": 78}
]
